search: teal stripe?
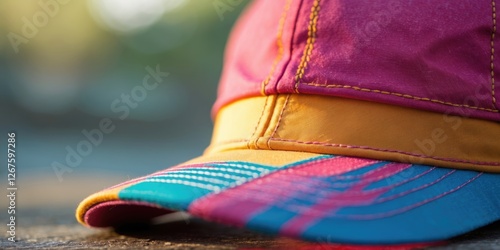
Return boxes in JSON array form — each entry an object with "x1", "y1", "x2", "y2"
[{"x1": 118, "y1": 158, "x2": 327, "y2": 211}]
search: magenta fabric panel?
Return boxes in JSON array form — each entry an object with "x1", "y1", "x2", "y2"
[
  {"x1": 266, "y1": 0, "x2": 311, "y2": 95},
  {"x1": 293, "y1": 0, "x2": 499, "y2": 120},
  {"x1": 213, "y1": 0, "x2": 500, "y2": 122},
  {"x1": 213, "y1": 0, "x2": 290, "y2": 115}
]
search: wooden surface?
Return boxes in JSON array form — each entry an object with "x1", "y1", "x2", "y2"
[{"x1": 1, "y1": 207, "x2": 499, "y2": 249}]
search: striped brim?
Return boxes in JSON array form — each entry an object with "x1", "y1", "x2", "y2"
[{"x1": 76, "y1": 149, "x2": 500, "y2": 244}]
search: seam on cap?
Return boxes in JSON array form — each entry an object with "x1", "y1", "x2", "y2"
[
  {"x1": 223, "y1": 170, "x2": 482, "y2": 220},
  {"x1": 211, "y1": 166, "x2": 438, "y2": 208},
  {"x1": 248, "y1": 96, "x2": 270, "y2": 149},
  {"x1": 288, "y1": 1, "x2": 499, "y2": 113},
  {"x1": 327, "y1": 172, "x2": 483, "y2": 220},
  {"x1": 274, "y1": 0, "x2": 304, "y2": 93},
  {"x1": 261, "y1": 0, "x2": 292, "y2": 95},
  {"x1": 492, "y1": 0, "x2": 498, "y2": 109},
  {"x1": 294, "y1": 0, "x2": 321, "y2": 93},
  {"x1": 286, "y1": 167, "x2": 435, "y2": 192},
  {"x1": 209, "y1": 137, "x2": 500, "y2": 167},
  {"x1": 215, "y1": 164, "x2": 428, "y2": 207},
  {"x1": 267, "y1": 94, "x2": 291, "y2": 149},
  {"x1": 373, "y1": 169, "x2": 453, "y2": 204},
  {"x1": 270, "y1": 138, "x2": 500, "y2": 166},
  {"x1": 301, "y1": 83, "x2": 500, "y2": 113}
]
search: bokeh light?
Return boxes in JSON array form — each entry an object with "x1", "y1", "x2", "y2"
[
  {"x1": 0, "y1": 0, "x2": 248, "y2": 210},
  {"x1": 89, "y1": 0, "x2": 188, "y2": 33}
]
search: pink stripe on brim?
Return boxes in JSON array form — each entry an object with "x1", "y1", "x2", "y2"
[
  {"x1": 189, "y1": 157, "x2": 378, "y2": 227},
  {"x1": 289, "y1": 157, "x2": 379, "y2": 176}
]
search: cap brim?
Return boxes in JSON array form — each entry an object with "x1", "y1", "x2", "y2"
[{"x1": 76, "y1": 149, "x2": 500, "y2": 245}]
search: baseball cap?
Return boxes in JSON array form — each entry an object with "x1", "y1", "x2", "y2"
[{"x1": 76, "y1": 0, "x2": 500, "y2": 245}]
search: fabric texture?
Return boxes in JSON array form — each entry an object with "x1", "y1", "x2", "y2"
[
  {"x1": 214, "y1": 0, "x2": 500, "y2": 122},
  {"x1": 77, "y1": 0, "x2": 500, "y2": 245},
  {"x1": 209, "y1": 95, "x2": 500, "y2": 172},
  {"x1": 77, "y1": 153, "x2": 500, "y2": 244}
]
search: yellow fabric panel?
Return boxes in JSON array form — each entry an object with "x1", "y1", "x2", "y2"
[
  {"x1": 207, "y1": 94, "x2": 500, "y2": 172},
  {"x1": 187, "y1": 149, "x2": 321, "y2": 167},
  {"x1": 210, "y1": 96, "x2": 272, "y2": 149}
]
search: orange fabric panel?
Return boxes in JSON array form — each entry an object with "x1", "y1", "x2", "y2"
[{"x1": 208, "y1": 95, "x2": 500, "y2": 172}]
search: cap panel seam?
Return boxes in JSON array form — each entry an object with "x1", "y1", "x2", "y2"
[
  {"x1": 301, "y1": 83, "x2": 500, "y2": 113},
  {"x1": 248, "y1": 95, "x2": 279, "y2": 149},
  {"x1": 290, "y1": 0, "x2": 499, "y2": 113},
  {"x1": 206, "y1": 136, "x2": 500, "y2": 166},
  {"x1": 269, "y1": 138, "x2": 500, "y2": 166},
  {"x1": 294, "y1": 0, "x2": 321, "y2": 93},
  {"x1": 491, "y1": 0, "x2": 498, "y2": 109},
  {"x1": 267, "y1": 94, "x2": 292, "y2": 149},
  {"x1": 261, "y1": 0, "x2": 293, "y2": 95},
  {"x1": 273, "y1": 0, "x2": 305, "y2": 93},
  {"x1": 247, "y1": 96, "x2": 270, "y2": 149}
]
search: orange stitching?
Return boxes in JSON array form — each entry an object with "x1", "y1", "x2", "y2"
[
  {"x1": 261, "y1": 0, "x2": 292, "y2": 95},
  {"x1": 302, "y1": 82, "x2": 500, "y2": 112},
  {"x1": 209, "y1": 137, "x2": 499, "y2": 166},
  {"x1": 269, "y1": 138, "x2": 500, "y2": 166},
  {"x1": 492, "y1": 0, "x2": 498, "y2": 108},
  {"x1": 294, "y1": 0, "x2": 321, "y2": 93},
  {"x1": 206, "y1": 138, "x2": 500, "y2": 166},
  {"x1": 247, "y1": 96, "x2": 269, "y2": 149},
  {"x1": 267, "y1": 95, "x2": 291, "y2": 149},
  {"x1": 291, "y1": 0, "x2": 498, "y2": 113}
]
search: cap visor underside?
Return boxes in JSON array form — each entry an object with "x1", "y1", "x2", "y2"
[{"x1": 76, "y1": 149, "x2": 500, "y2": 244}]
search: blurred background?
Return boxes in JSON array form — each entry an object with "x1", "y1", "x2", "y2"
[{"x1": 0, "y1": 0, "x2": 247, "y2": 209}]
